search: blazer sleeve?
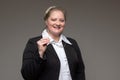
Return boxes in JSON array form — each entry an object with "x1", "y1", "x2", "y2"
[
  {"x1": 21, "y1": 38, "x2": 46, "y2": 80},
  {"x1": 68, "y1": 38, "x2": 86, "y2": 80}
]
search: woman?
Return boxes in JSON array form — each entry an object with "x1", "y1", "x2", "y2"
[{"x1": 21, "y1": 6, "x2": 85, "y2": 80}]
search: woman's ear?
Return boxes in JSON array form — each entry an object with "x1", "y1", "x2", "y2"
[{"x1": 45, "y1": 20, "x2": 48, "y2": 25}]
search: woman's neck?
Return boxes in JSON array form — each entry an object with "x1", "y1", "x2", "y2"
[
  {"x1": 52, "y1": 36, "x2": 60, "y2": 42},
  {"x1": 46, "y1": 29, "x2": 60, "y2": 42}
]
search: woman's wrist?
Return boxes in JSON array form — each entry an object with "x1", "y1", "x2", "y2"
[{"x1": 38, "y1": 51, "x2": 44, "y2": 58}]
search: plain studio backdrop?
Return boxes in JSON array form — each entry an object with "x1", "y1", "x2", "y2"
[{"x1": 0, "y1": 0, "x2": 120, "y2": 80}]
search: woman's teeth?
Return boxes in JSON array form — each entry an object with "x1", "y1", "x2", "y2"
[{"x1": 54, "y1": 26, "x2": 61, "y2": 29}]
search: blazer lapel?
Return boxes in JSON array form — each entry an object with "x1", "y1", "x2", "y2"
[
  {"x1": 62, "y1": 41, "x2": 78, "y2": 76},
  {"x1": 46, "y1": 44, "x2": 60, "y2": 60},
  {"x1": 63, "y1": 41, "x2": 73, "y2": 64}
]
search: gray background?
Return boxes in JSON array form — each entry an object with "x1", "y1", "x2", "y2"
[{"x1": 0, "y1": 0, "x2": 120, "y2": 80}]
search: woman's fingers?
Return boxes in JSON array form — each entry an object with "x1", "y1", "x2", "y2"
[
  {"x1": 37, "y1": 38, "x2": 50, "y2": 47},
  {"x1": 37, "y1": 38, "x2": 50, "y2": 58}
]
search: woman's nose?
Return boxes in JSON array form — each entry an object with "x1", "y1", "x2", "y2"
[{"x1": 56, "y1": 21, "x2": 61, "y2": 26}]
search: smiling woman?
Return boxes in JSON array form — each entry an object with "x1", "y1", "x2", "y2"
[
  {"x1": 45, "y1": 7, "x2": 66, "y2": 40},
  {"x1": 21, "y1": 6, "x2": 85, "y2": 80}
]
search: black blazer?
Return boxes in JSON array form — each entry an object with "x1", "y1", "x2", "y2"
[{"x1": 21, "y1": 36, "x2": 85, "y2": 80}]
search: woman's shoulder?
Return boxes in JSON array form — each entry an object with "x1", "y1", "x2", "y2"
[
  {"x1": 67, "y1": 37, "x2": 77, "y2": 43},
  {"x1": 67, "y1": 37, "x2": 80, "y2": 51},
  {"x1": 28, "y1": 35, "x2": 42, "y2": 42}
]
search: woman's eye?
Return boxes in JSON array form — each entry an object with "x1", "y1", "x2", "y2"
[
  {"x1": 51, "y1": 18, "x2": 65, "y2": 22},
  {"x1": 60, "y1": 19, "x2": 65, "y2": 22},
  {"x1": 51, "y1": 19, "x2": 56, "y2": 21}
]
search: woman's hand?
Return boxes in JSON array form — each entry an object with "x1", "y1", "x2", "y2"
[{"x1": 37, "y1": 38, "x2": 50, "y2": 58}]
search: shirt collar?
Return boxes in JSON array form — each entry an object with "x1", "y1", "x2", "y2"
[{"x1": 42, "y1": 29, "x2": 72, "y2": 45}]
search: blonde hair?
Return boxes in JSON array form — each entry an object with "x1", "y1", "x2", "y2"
[{"x1": 44, "y1": 6, "x2": 66, "y2": 21}]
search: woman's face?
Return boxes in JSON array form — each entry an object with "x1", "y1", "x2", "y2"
[{"x1": 45, "y1": 10, "x2": 65, "y2": 37}]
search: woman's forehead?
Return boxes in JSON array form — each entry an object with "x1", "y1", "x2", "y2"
[{"x1": 49, "y1": 11, "x2": 64, "y2": 18}]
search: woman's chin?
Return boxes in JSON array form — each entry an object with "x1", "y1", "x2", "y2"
[{"x1": 53, "y1": 31, "x2": 62, "y2": 36}]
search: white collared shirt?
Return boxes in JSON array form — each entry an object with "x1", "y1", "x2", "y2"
[{"x1": 42, "y1": 29, "x2": 72, "y2": 80}]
